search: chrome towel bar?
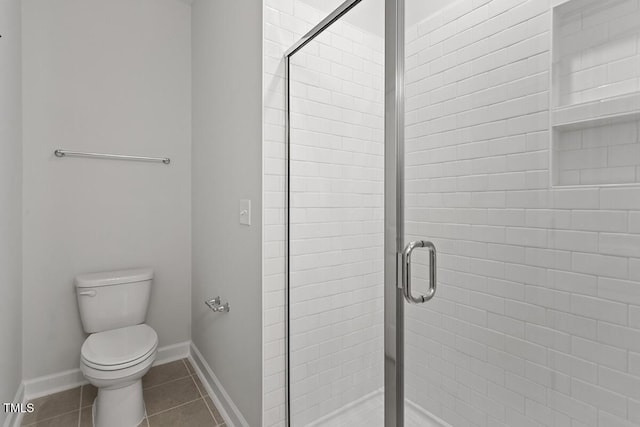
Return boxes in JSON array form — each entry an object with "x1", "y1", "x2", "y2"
[{"x1": 54, "y1": 149, "x2": 170, "y2": 165}]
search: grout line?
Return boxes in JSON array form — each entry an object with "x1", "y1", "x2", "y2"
[
  {"x1": 22, "y1": 408, "x2": 82, "y2": 427},
  {"x1": 22, "y1": 407, "x2": 82, "y2": 426},
  {"x1": 143, "y1": 370, "x2": 192, "y2": 390},
  {"x1": 201, "y1": 387, "x2": 222, "y2": 425},
  {"x1": 78, "y1": 386, "x2": 83, "y2": 427},
  {"x1": 142, "y1": 373, "x2": 192, "y2": 391},
  {"x1": 182, "y1": 359, "x2": 200, "y2": 380},
  {"x1": 146, "y1": 396, "x2": 203, "y2": 418},
  {"x1": 188, "y1": 367, "x2": 220, "y2": 424},
  {"x1": 143, "y1": 374, "x2": 192, "y2": 393},
  {"x1": 80, "y1": 384, "x2": 98, "y2": 409},
  {"x1": 183, "y1": 359, "x2": 223, "y2": 426},
  {"x1": 191, "y1": 373, "x2": 206, "y2": 399}
]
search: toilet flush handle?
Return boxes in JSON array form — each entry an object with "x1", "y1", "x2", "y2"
[{"x1": 78, "y1": 290, "x2": 97, "y2": 297}]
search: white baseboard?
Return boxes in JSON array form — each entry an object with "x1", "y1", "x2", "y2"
[
  {"x1": 2, "y1": 383, "x2": 24, "y2": 427},
  {"x1": 22, "y1": 341, "x2": 190, "y2": 400},
  {"x1": 189, "y1": 342, "x2": 249, "y2": 427},
  {"x1": 22, "y1": 368, "x2": 86, "y2": 401},
  {"x1": 152, "y1": 341, "x2": 191, "y2": 367}
]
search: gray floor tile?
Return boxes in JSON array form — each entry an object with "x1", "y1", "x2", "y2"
[
  {"x1": 23, "y1": 410, "x2": 79, "y2": 427},
  {"x1": 22, "y1": 388, "x2": 80, "y2": 425},
  {"x1": 143, "y1": 376, "x2": 200, "y2": 416},
  {"x1": 81, "y1": 384, "x2": 98, "y2": 408},
  {"x1": 143, "y1": 360, "x2": 191, "y2": 390},
  {"x1": 147, "y1": 399, "x2": 216, "y2": 427}
]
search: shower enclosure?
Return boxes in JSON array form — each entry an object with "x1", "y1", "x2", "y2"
[{"x1": 280, "y1": 0, "x2": 640, "y2": 425}]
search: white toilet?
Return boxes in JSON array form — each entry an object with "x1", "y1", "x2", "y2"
[{"x1": 75, "y1": 268, "x2": 158, "y2": 427}]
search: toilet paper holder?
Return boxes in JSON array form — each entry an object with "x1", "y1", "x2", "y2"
[{"x1": 205, "y1": 296, "x2": 230, "y2": 313}]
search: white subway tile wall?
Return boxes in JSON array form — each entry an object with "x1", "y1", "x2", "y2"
[
  {"x1": 264, "y1": 2, "x2": 381, "y2": 425},
  {"x1": 264, "y1": 0, "x2": 640, "y2": 426},
  {"x1": 288, "y1": 23, "x2": 385, "y2": 425},
  {"x1": 404, "y1": 0, "x2": 640, "y2": 426}
]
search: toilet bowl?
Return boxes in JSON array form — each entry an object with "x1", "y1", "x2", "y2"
[
  {"x1": 75, "y1": 268, "x2": 157, "y2": 427},
  {"x1": 80, "y1": 324, "x2": 158, "y2": 427}
]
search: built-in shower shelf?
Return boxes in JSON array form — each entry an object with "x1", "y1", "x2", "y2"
[
  {"x1": 551, "y1": 0, "x2": 640, "y2": 109},
  {"x1": 551, "y1": 92, "x2": 640, "y2": 129},
  {"x1": 550, "y1": 93, "x2": 640, "y2": 187},
  {"x1": 550, "y1": 0, "x2": 640, "y2": 187}
]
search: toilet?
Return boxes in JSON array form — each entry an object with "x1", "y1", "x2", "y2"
[{"x1": 75, "y1": 268, "x2": 158, "y2": 427}]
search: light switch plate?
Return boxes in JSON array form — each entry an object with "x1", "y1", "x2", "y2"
[{"x1": 239, "y1": 199, "x2": 251, "y2": 226}]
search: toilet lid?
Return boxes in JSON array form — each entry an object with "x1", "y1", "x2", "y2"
[{"x1": 81, "y1": 324, "x2": 158, "y2": 370}]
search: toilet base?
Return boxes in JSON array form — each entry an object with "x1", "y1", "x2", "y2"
[{"x1": 93, "y1": 380, "x2": 146, "y2": 427}]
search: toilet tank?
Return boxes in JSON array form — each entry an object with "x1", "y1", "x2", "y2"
[{"x1": 75, "y1": 268, "x2": 153, "y2": 333}]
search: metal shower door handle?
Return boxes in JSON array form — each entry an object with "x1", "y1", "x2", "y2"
[{"x1": 402, "y1": 240, "x2": 437, "y2": 304}]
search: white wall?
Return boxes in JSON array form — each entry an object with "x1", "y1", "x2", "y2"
[
  {"x1": 0, "y1": 0, "x2": 22, "y2": 423},
  {"x1": 191, "y1": 1, "x2": 263, "y2": 426},
  {"x1": 22, "y1": 0, "x2": 192, "y2": 381}
]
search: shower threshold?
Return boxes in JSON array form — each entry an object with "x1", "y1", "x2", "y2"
[{"x1": 306, "y1": 390, "x2": 452, "y2": 427}]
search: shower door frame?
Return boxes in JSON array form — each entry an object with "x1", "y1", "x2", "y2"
[{"x1": 283, "y1": 0, "x2": 406, "y2": 426}]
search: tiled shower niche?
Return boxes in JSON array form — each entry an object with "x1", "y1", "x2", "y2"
[
  {"x1": 554, "y1": 114, "x2": 640, "y2": 186},
  {"x1": 552, "y1": 0, "x2": 640, "y2": 186},
  {"x1": 552, "y1": 0, "x2": 640, "y2": 107}
]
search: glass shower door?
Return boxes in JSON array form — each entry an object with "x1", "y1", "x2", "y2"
[
  {"x1": 402, "y1": 1, "x2": 640, "y2": 427},
  {"x1": 286, "y1": 1, "x2": 386, "y2": 425},
  {"x1": 285, "y1": 1, "x2": 640, "y2": 426}
]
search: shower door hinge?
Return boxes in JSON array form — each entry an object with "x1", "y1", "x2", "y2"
[{"x1": 396, "y1": 252, "x2": 403, "y2": 289}]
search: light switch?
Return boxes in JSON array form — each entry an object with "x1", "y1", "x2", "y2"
[{"x1": 239, "y1": 199, "x2": 251, "y2": 226}]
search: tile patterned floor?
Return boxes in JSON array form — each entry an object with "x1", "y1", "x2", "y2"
[{"x1": 21, "y1": 359, "x2": 226, "y2": 427}]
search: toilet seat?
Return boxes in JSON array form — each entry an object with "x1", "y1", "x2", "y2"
[{"x1": 81, "y1": 324, "x2": 158, "y2": 371}]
